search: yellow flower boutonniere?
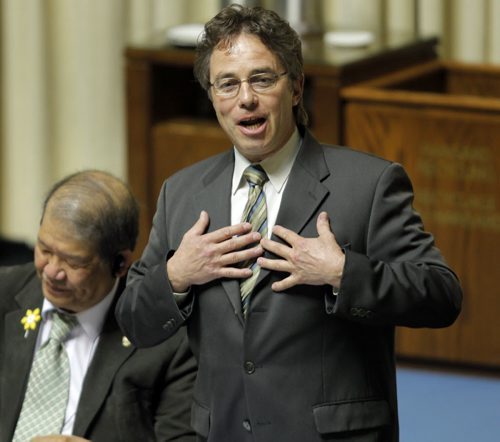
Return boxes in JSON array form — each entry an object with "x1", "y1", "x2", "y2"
[
  {"x1": 122, "y1": 336, "x2": 132, "y2": 348},
  {"x1": 21, "y1": 308, "x2": 41, "y2": 338}
]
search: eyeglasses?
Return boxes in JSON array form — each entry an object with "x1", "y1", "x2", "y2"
[{"x1": 210, "y1": 71, "x2": 288, "y2": 98}]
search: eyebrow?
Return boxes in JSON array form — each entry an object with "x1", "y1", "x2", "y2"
[
  {"x1": 214, "y1": 67, "x2": 276, "y2": 80},
  {"x1": 37, "y1": 237, "x2": 90, "y2": 265}
]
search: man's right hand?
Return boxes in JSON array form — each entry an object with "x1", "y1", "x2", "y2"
[{"x1": 166, "y1": 210, "x2": 263, "y2": 292}]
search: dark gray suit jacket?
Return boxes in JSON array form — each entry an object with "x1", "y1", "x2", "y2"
[
  {"x1": 0, "y1": 263, "x2": 197, "y2": 442},
  {"x1": 116, "y1": 129, "x2": 462, "y2": 442}
]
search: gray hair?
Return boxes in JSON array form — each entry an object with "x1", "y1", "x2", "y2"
[{"x1": 41, "y1": 170, "x2": 139, "y2": 268}]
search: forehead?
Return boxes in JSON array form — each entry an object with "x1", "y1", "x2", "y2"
[
  {"x1": 210, "y1": 33, "x2": 281, "y2": 75},
  {"x1": 38, "y1": 211, "x2": 96, "y2": 258}
]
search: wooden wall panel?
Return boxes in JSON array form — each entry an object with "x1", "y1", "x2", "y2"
[{"x1": 343, "y1": 61, "x2": 500, "y2": 368}]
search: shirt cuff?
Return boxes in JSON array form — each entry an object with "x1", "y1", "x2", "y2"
[{"x1": 173, "y1": 290, "x2": 191, "y2": 306}]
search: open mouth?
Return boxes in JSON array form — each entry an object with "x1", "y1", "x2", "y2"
[{"x1": 238, "y1": 116, "x2": 267, "y2": 130}]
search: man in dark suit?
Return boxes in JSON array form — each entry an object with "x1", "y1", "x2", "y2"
[
  {"x1": 0, "y1": 170, "x2": 196, "y2": 442},
  {"x1": 116, "y1": 5, "x2": 462, "y2": 442}
]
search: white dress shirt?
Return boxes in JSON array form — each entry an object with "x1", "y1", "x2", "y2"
[
  {"x1": 231, "y1": 128, "x2": 302, "y2": 233},
  {"x1": 173, "y1": 129, "x2": 302, "y2": 302},
  {"x1": 36, "y1": 279, "x2": 118, "y2": 434}
]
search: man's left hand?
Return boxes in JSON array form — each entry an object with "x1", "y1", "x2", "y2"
[{"x1": 258, "y1": 211, "x2": 345, "y2": 291}]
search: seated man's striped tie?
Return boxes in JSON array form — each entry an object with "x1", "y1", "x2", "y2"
[
  {"x1": 13, "y1": 311, "x2": 78, "y2": 441},
  {"x1": 240, "y1": 164, "x2": 269, "y2": 318}
]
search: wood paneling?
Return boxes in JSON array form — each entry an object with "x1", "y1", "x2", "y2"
[{"x1": 342, "y1": 60, "x2": 500, "y2": 368}]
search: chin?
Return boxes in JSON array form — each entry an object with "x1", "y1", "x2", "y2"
[
  {"x1": 44, "y1": 289, "x2": 70, "y2": 308},
  {"x1": 239, "y1": 144, "x2": 272, "y2": 161}
]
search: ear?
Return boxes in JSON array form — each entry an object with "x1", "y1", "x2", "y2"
[
  {"x1": 292, "y1": 74, "x2": 304, "y2": 106},
  {"x1": 112, "y1": 250, "x2": 133, "y2": 278}
]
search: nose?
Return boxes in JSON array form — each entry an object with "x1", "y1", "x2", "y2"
[
  {"x1": 238, "y1": 81, "x2": 257, "y2": 108},
  {"x1": 43, "y1": 257, "x2": 66, "y2": 281}
]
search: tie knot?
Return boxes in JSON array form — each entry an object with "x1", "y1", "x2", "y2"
[
  {"x1": 244, "y1": 165, "x2": 268, "y2": 188},
  {"x1": 50, "y1": 311, "x2": 78, "y2": 343}
]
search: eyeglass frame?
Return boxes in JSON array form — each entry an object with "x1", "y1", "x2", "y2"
[{"x1": 209, "y1": 71, "x2": 288, "y2": 98}]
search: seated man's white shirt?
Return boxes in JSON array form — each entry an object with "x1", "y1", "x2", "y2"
[{"x1": 37, "y1": 278, "x2": 118, "y2": 434}]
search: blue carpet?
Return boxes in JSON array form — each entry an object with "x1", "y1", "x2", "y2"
[{"x1": 397, "y1": 366, "x2": 500, "y2": 441}]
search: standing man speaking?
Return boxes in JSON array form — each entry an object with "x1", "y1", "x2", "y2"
[{"x1": 117, "y1": 5, "x2": 462, "y2": 441}]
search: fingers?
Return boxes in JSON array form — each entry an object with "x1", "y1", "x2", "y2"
[
  {"x1": 187, "y1": 211, "x2": 254, "y2": 245},
  {"x1": 272, "y1": 212, "x2": 334, "y2": 243},
  {"x1": 271, "y1": 224, "x2": 300, "y2": 245},
  {"x1": 217, "y1": 231, "x2": 260, "y2": 254},
  {"x1": 169, "y1": 211, "x2": 264, "y2": 290},
  {"x1": 187, "y1": 210, "x2": 210, "y2": 236},
  {"x1": 219, "y1": 242, "x2": 264, "y2": 267},
  {"x1": 206, "y1": 220, "x2": 253, "y2": 244},
  {"x1": 271, "y1": 275, "x2": 296, "y2": 292},
  {"x1": 257, "y1": 255, "x2": 290, "y2": 273},
  {"x1": 316, "y1": 211, "x2": 333, "y2": 236},
  {"x1": 191, "y1": 210, "x2": 210, "y2": 235},
  {"x1": 259, "y1": 236, "x2": 291, "y2": 260},
  {"x1": 259, "y1": 212, "x2": 344, "y2": 290}
]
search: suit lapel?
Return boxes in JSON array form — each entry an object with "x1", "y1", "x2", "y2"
[
  {"x1": 194, "y1": 151, "x2": 234, "y2": 233},
  {"x1": 72, "y1": 285, "x2": 135, "y2": 436},
  {"x1": 256, "y1": 131, "x2": 331, "y2": 287},
  {"x1": 275, "y1": 132, "x2": 330, "y2": 234},
  {"x1": 1, "y1": 280, "x2": 43, "y2": 441},
  {"x1": 188, "y1": 136, "x2": 330, "y2": 320},
  {"x1": 193, "y1": 152, "x2": 245, "y2": 325},
  {"x1": 0, "y1": 271, "x2": 137, "y2": 439}
]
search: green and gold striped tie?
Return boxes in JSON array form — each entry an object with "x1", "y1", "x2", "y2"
[{"x1": 240, "y1": 164, "x2": 268, "y2": 318}]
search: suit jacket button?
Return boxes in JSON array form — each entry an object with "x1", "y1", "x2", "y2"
[
  {"x1": 162, "y1": 319, "x2": 176, "y2": 330},
  {"x1": 244, "y1": 361, "x2": 255, "y2": 374},
  {"x1": 242, "y1": 419, "x2": 252, "y2": 432}
]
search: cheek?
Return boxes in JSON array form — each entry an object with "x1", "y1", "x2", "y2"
[
  {"x1": 33, "y1": 249, "x2": 46, "y2": 273},
  {"x1": 65, "y1": 271, "x2": 91, "y2": 293},
  {"x1": 72, "y1": 269, "x2": 109, "y2": 296},
  {"x1": 213, "y1": 99, "x2": 233, "y2": 119}
]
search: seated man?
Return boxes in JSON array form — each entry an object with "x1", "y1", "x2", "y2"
[{"x1": 0, "y1": 170, "x2": 197, "y2": 441}]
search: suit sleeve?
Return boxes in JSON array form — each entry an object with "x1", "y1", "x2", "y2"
[
  {"x1": 116, "y1": 181, "x2": 194, "y2": 348},
  {"x1": 154, "y1": 328, "x2": 197, "y2": 442},
  {"x1": 330, "y1": 162, "x2": 462, "y2": 327}
]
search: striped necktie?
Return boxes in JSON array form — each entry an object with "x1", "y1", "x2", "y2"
[
  {"x1": 240, "y1": 164, "x2": 269, "y2": 318},
  {"x1": 13, "y1": 310, "x2": 78, "y2": 441}
]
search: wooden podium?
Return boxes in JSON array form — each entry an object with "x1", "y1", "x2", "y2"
[
  {"x1": 342, "y1": 60, "x2": 500, "y2": 369},
  {"x1": 125, "y1": 35, "x2": 439, "y2": 257}
]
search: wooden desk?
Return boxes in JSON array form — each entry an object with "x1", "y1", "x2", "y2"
[{"x1": 125, "y1": 35, "x2": 438, "y2": 255}]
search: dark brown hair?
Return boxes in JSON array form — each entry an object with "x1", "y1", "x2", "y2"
[{"x1": 194, "y1": 4, "x2": 308, "y2": 126}]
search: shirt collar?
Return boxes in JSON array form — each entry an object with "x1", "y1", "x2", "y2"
[
  {"x1": 41, "y1": 278, "x2": 119, "y2": 341},
  {"x1": 232, "y1": 127, "x2": 302, "y2": 194}
]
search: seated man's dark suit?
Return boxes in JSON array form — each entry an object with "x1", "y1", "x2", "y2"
[{"x1": 0, "y1": 263, "x2": 197, "y2": 442}]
